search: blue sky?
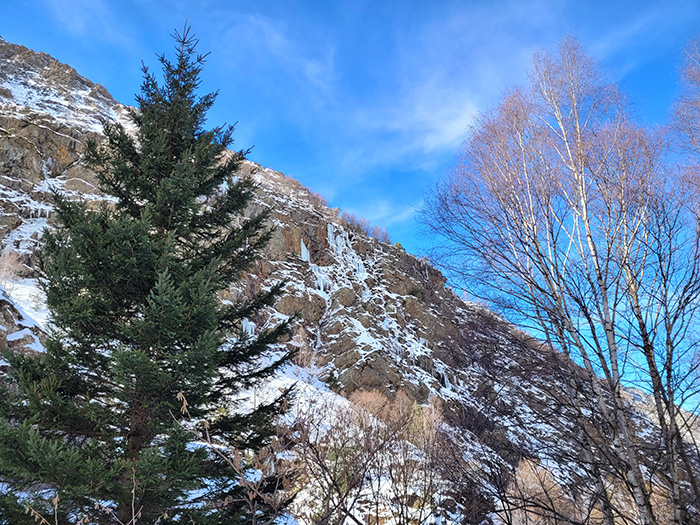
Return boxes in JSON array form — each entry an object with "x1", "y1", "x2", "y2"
[{"x1": 3, "y1": 1, "x2": 700, "y2": 255}]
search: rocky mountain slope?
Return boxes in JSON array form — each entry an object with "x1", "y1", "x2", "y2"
[{"x1": 0, "y1": 36, "x2": 696, "y2": 523}]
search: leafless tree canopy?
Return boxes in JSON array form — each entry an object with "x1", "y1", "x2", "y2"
[
  {"x1": 675, "y1": 39, "x2": 700, "y2": 156},
  {"x1": 423, "y1": 37, "x2": 700, "y2": 524}
]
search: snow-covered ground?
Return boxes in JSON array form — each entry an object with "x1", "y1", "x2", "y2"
[{"x1": 2, "y1": 278, "x2": 48, "y2": 330}]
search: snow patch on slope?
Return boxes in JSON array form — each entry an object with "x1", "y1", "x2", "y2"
[
  {"x1": 3, "y1": 278, "x2": 48, "y2": 330},
  {"x1": 0, "y1": 71, "x2": 131, "y2": 133}
]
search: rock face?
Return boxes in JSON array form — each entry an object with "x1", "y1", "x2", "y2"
[
  {"x1": 0, "y1": 37, "x2": 132, "y2": 273},
  {"x1": 0, "y1": 36, "x2": 127, "y2": 134},
  {"x1": 0, "y1": 35, "x2": 696, "y2": 522}
]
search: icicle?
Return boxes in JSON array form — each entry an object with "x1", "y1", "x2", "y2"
[
  {"x1": 315, "y1": 272, "x2": 332, "y2": 293},
  {"x1": 327, "y1": 223, "x2": 336, "y2": 251},
  {"x1": 242, "y1": 318, "x2": 255, "y2": 336},
  {"x1": 301, "y1": 239, "x2": 310, "y2": 262}
]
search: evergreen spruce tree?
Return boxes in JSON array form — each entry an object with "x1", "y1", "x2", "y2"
[{"x1": 0, "y1": 27, "x2": 293, "y2": 524}]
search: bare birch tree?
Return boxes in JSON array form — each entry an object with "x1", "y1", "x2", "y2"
[{"x1": 423, "y1": 37, "x2": 700, "y2": 523}]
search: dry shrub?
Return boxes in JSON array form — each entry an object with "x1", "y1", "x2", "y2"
[
  {"x1": 291, "y1": 330, "x2": 316, "y2": 368},
  {"x1": 504, "y1": 459, "x2": 575, "y2": 524},
  {"x1": 348, "y1": 390, "x2": 442, "y2": 443},
  {"x1": 0, "y1": 249, "x2": 23, "y2": 286},
  {"x1": 370, "y1": 225, "x2": 391, "y2": 243},
  {"x1": 341, "y1": 211, "x2": 371, "y2": 236},
  {"x1": 308, "y1": 191, "x2": 328, "y2": 208},
  {"x1": 341, "y1": 211, "x2": 392, "y2": 243},
  {"x1": 290, "y1": 395, "x2": 383, "y2": 525},
  {"x1": 291, "y1": 390, "x2": 452, "y2": 525},
  {"x1": 348, "y1": 389, "x2": 389, "y2": 417},
  {"x1": 499, "y1": 458, "x2": 671, "y2": 524}
]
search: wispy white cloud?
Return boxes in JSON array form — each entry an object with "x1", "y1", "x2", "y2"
[
  {"x1": 354, "y1": 81, "x2": 480, "y2": 155},
  {"x1": 218, "y1": 13, "x2": 336, "y2": 101},
  {"x1": 314, "y1": 2, "x2": 555, "y2": 181},
  {"x1": 587, "y1": 3, "x2": 700, "y2": 80},
  {"x1": 40, "y1": 0, "x2": 137, "y2": 49},
  {"x1": 320, "y1": 0, "x2": 700, "y2": 184}
]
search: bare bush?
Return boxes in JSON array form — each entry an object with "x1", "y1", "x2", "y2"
[
  {"x1": 290, "y1": 330, "x2": 317, "y2": 369},
  {"x1": 0, "y1": 248, "x2": 23, "y2": 289},
  {"x1": 341, "y1": 211, "x2": 392, "y2": 244},
  {"x1": 370, "y1": 225, "x2": 391, "y2": 244},
  {"x1": 290, "y1": 395, "x2": 385, "y2": 524},
  {"x1": 175, "y1": 392, "x2": 299, "y2": 525},
  {"x1": 290, "y1": 390, "x2": 478, "y2": 525},
  {"x1": 341, "y1": 211, "x2": 371, "y2": 236},
  {"x1": 308, "y1": 191, "x2": 329, "y2": 208}
]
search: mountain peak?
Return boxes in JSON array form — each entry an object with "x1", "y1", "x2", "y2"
[{"x1": 0, "y1": 35, "x2": 123, "y2": 133}]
